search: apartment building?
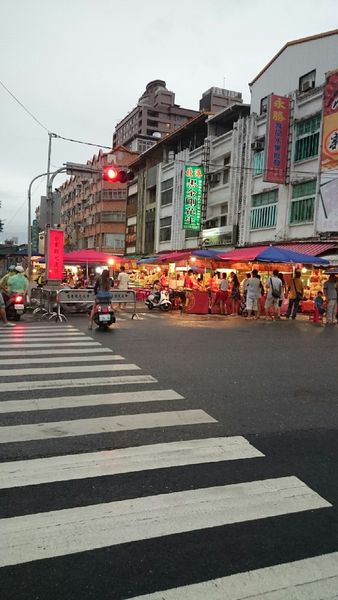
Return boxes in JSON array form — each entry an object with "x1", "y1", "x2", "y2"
[
  {"x1": 60, "y1": 147, "x2": 138, "y2": 253},
  {"x1": 113, "y1": 80, "x2": 199, "y2": 153},
  {"x1": 240, "y1": 29, "x2": 338, "y2": 245}
]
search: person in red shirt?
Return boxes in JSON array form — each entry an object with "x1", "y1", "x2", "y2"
[
  {"x1": 160, "y1": 271, "x2": 168, "y2": 288},
  {"x1": 184, "y1": 270, "x2": 195, "y2": 289}
]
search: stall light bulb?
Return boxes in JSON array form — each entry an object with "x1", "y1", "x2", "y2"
[
  {"x1": 301, "y1": 267, "x2": 307, "y2": 273},
  {"x1": 190, "y1": 257, "x2": 196, "y2": 262},
  {"x1": 108, "y1": 259, "x2": 115, "y2": 266}
]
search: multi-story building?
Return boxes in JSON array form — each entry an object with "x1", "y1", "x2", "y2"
[
  {"x1": 240, "y1": 29, "x2": 338, "y2": 246},
  {"x1": 199, "y1": 87, "x2": 243, "y2": 113},
  {"x1": 60, "y1": 146, "x2": 138, "y2": 253},
  {"x1": 126, "y1": 104, "x2": 250, "y2": 255},
  {"x1": 113, "y1": 80, "x2": 199, "y2": 153}
]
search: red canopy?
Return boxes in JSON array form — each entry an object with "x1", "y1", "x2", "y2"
[
  {"x1": 63, "y1": 250, "x2": 124, "y2": 265},
  {"x1": 218, "y1": 246, "x2": 268, "y2": 261}
]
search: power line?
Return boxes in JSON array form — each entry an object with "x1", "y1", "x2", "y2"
[
  {"x1": 0, "y1": 80, "x2": 112, "y2": 150},
  {"x1": 54, "y1": 134, "x2": 111, "y2": 150},
  {"x1": 0, "y1": 79, "x2": 50, "y2": 132}
]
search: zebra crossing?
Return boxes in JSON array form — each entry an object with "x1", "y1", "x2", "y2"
[{"x1": 0, "y1": 323, "x2": 336, "y2": 598}]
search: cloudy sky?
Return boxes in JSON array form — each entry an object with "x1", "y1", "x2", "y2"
[{"x1": 0, "y1": 0, "x2": 336, "y2": 242}]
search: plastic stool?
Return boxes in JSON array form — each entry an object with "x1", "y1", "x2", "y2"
[{"x1": 309, "y1": 308, "x2": 323, "y2": 323}]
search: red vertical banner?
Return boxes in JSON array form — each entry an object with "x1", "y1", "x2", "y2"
[
  {"x1": 263, "y1": 94, "x2": 290, "y2": 183},
  {"x1": 47, "y1": 229, "x2": 64, "y2": 280}
]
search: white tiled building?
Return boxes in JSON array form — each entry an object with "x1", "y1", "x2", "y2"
[{"x1": 240, "y1": 29, "x2": 338, "y2": 246}]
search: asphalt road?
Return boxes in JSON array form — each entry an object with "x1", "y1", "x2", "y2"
[{"x1": 0, "y1": 310, "x2": 337, "y2": 599}]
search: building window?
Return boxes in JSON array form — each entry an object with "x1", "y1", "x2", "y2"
[
  {"x1": 290, "y1": 180, "x2": 316, "y2": 224},
  {"x1": 250, "y1": 190, "x2": 278, "y2": 230},
  {"x1": 223, "y1": 154, "x2": 231, "y2": 184},
  {"x1": 102, "y1": 189, "x2": 127, "y2": 200},
  {"x1": 260, "y1": 96, "x2": 268, "y2": 115},
  {"x1": 161, "y1": 178, "x2": 174, "y2": 206},
  {"x1": 100, "y1": 211, "x2": 126, "y2": 222},
  {"x1": 252, "y1": 150, "x2": 265, "y2": 176},
  {"x1": 185, "y1": 229, "x2": 197, "y2": 238},
  {"x1": 294, "y1": 113, "x2": 321, "y2": 162},
  {"x1": 104, "y1": 233, "x2": 125, "y2": 249},
  {"x1": 159, "y1": 216, "x2": 172, "y2": 242},
  {"x1": 299, "y1": 69, "x2": 316, "y2": 93}
]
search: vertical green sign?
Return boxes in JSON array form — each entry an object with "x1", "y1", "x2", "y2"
[
  {"x1": 182, "y1": 165, "x2": 204, "y2": 230},
  {"x1": 31, "y1": 219, "x2": 40, "y2": 254}
]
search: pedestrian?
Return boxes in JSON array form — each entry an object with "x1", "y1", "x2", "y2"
[
  {"x1": 277, "y1": 272, "x2": 287, "y2": 318},
  {"x1": 242, "y1": 273, "x2": 251, "y2": 302},
  {"x1": 323, "y1": 274, "x2": 337, "y2": 325},
  {"x1": 245, "y1": 269, "x2": 261, "y2": 319},
  {"x1": 265, "y1": 269, "x2": 283, "y2": 320},
  {"x1": 0, "y1": 291, "x2": 16, "y2": 327},
  {"x1": 230, "y1": 272, "x2": 240, "y2": 315},
  {"x1": 213, "y1": 273, "x2": 228, "y2": 315},
  {"x1": 285, "y1": 269, "x2": 304, "y2": 320},
  {"x1": 117, "y1": 265, "x2": 129, "y2": 309}
]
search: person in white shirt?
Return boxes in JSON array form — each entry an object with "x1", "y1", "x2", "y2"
[
  {"x1": 117, "y1": 266, "x2": 129, "y2": 308},
  {"x1": 245, "y1": 269, "x2": 261, "y2": 319},
  {"x1": 265, "y1": 269, "x2": 283, "y2": 320}
]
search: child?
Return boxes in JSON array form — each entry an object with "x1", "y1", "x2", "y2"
[{"x1": 314, "y1": 290, "x2": 326, "y2": 323}]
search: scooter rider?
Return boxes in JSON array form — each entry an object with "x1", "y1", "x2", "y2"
[
  {"x1": 152, "y1": 279, "x2": 161, "y2": 304},
  {"x1": 6, "y1": 265, "x2": 28, "y2": 295}
]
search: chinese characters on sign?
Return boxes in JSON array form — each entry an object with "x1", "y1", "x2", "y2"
[
  {"x1": 263, "y1": 94, "x2": 290, "y2": 184},
  {"x1": 182, "y1": 165, "x2": 204, "y2": 230},
  {"x1": 318, "y1": 70, "x2": 338, "y2": 233},
  {"x1": 47, "y1": 229, "x2": 64, "y2": 280}
]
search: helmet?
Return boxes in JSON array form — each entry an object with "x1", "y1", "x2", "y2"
[
  {"x1": 15, "y1": 265, "x2": 24, "y2": 273},
  {"x1": 8, "y1": 265, "x2": 16, "y2": 271}
]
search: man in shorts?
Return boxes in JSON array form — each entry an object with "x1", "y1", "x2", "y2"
[
  {"x1": 245, "y1": 269, "x2": 261, "y2": 319},
  {"x1": 265, "y1": 269, "x2": 282, "y2": 320},
  {"x1": 0, "y1": 292, "x2": 16, "y2": 327}
]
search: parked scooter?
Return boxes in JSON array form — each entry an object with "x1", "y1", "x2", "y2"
[
  {"x1": 145, "y1": 289, "x2": 171, "y2": 311},
  {"x1": 92, "y1": 297, "x2": 116, "y2": 329},
  {"x1": 6, "y1": 293, "x2": 26, "y2": 321}
]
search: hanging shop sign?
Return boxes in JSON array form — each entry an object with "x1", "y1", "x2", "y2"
[
  {"x1": 47, "y1": 228, "x2": 64, "y2": 280},
  {"x1": 263, "y1": 94, "x2": 290, "y2": 184},
  {"x1": 182, "y1": 165, "x2": 204, "y2": 230},
  {"x1": 318, "y1": 70, "x2": 338, "y2": 233}
]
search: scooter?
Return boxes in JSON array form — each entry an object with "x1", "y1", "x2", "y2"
[
  {"x1": 6, "y1": 293, "x2": 26, "y2": 321},
  {"x1": 145, "y1": 289, "x2": 171, "y2": 311},
  {"x1": 92, "y1": 299, "x2": 116, "y2": 329}
]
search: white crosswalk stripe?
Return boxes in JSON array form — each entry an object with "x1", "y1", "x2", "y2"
[
  {"x1": 130, "y1": 552, "x2": 338, "y2": 599},
  {"x1": 0, "y1": 477, "x2": 330, "y2": 567},
  {"x1": 0, "y1": 354, "x2": 123, "y2": 366},
  {"x1": 0, "y1": 410, "x2": 216, "y2": 443},
  {"x1": 0, "y1": 323, "x2": 334, "y2": 599},
  {"x1": 0, "y1": 388, "x2": 183, "y2": 413},
  {"x1": 0, "y1": 436, "x2": 260, "y2": 488}
]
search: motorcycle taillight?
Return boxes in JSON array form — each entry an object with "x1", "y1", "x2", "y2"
[{"x1": 15, "y1": 295, "x2": 23, "y2": 303}]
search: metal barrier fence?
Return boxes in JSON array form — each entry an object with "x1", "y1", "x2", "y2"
[{"x1": 31, "y1": 287, "x2": 138, "y2": 322}]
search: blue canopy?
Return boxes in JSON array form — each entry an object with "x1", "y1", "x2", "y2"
[
  {"x1": 257, "y1": 246, "x2": 329, "y2": 265},
  {"x1": 192, "y1": 249, "x2": 221, "y2": 259}
]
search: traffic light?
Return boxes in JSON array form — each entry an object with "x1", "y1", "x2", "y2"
[{"x1": 102, "y1": 165, "x2": 134, "y2": 183}]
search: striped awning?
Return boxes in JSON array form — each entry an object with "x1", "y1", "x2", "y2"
[{"x1": 278, "y1": 242, "x2": 337, "y2": 256}]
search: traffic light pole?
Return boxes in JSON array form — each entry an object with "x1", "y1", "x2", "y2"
[{"x1": 27, "y1": 171, "x2": 49, "y2": 299}]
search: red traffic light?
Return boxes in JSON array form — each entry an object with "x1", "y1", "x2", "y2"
[{"x1": 102, "y1": 165, "x2": 134, "y2": 183}]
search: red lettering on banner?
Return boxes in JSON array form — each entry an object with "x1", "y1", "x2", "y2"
[
  {"x1": 264, "y1": 94, "x2": 290, "y2": 184},
  {"x1": 47, "y1": 229, "x2": 64, "y2": 280}
]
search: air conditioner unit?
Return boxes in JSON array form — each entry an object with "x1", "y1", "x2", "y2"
[
  {"x1": 301, "y1": 80, "x2": 314, "y2": 92},
  {"x1": 251, "y1": 141, "x2": 264, "y2": 151},
  {"x1": 79, "y1": 226, "x2": 85, "y2": 233}
]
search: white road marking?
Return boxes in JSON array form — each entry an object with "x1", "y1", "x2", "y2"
[
  {"x1": 130, "y1": 552, "x2": 338, "y2": 599},
  {"x1": 0, "y1": 336, "x2": 88, "y2": 343},
  {"x1": 0, "y1": 409, "x2": 216, "y2": 443},
  {"x1": 131, "y1": 552, "x2": 338, "y2": 600},
  {"x1": 0, "y1": 354, "x2": 124, "y2": 366},
  {"x1": 0, "y1": 436, "x2": 263, "y2": 488},
  {"x1": 0, "y1": 342, "x2": 102, "y2": 348},
  {"x1": 0, "y1": 363, "x2": 139, "y2": 378},
  {"x1": 0, "y1": 388, "x2": 183, "y2": 413},
  {"x1": 0, "y1": 477, "x2": 330, "y2": 567},
  {"x1": 0, "y1": 347, "x2": 112, "y2": 357},
  {"x1": 0, "y1": 374, "x2": 157, "y2": 392},
  {"x1": 0, "y1": 326, "x2": 77, "y2": 332},
  {"x1": 0, "y1": 332, "x2": 86, "y2": 338}
]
